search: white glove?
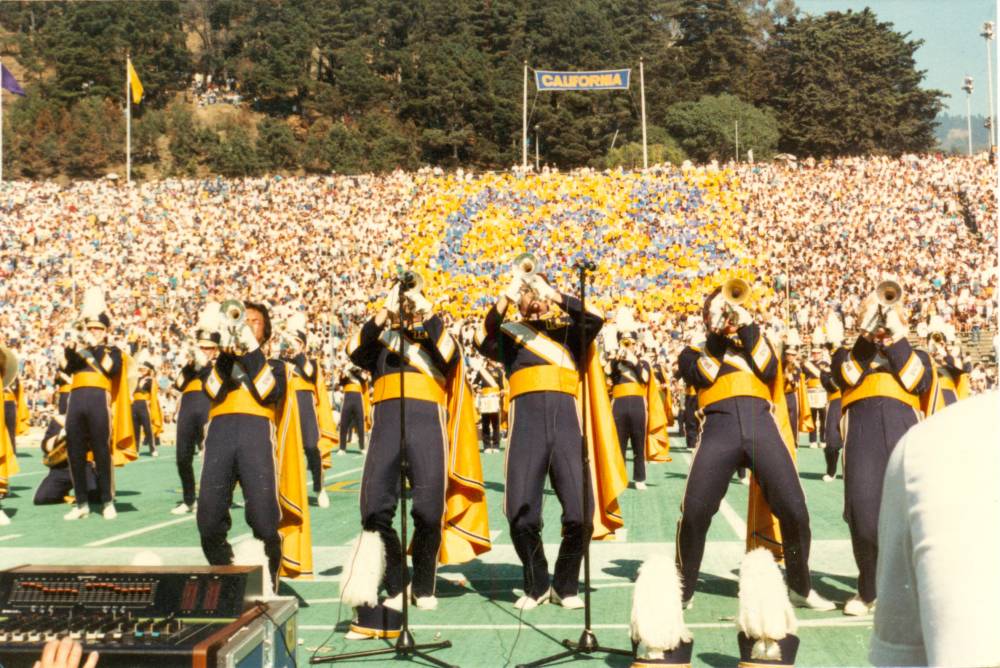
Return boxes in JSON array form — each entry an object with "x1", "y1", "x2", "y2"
[
  {"x1": 859, "y1": 303, "x2": 881, "y2": 333},
  {"x1": 527, "y1": 274, "x2": 559, "y2": 301},
  {"x1": 504, "y1": 275, "x2": 524, "y2": 302},
  {"x1": 194, "y1": 348, "x2": 209, "y2": 367},
  {"x1": 625, "y1": 352, "x2": 638, "y2": 366},
  {"x1": 733, "y1": 305, "x2": 753, "y2": 327},
  {"x1": 707, "y1": 296, "x2": 727, "y2": 330},
  {"x1": 884, "y1": 308, "x2": 909, "y2": 340},
  {"x1": 406, "y1": 290, "x2": 432, "y2": 315},
  {"x1": 383, "y1": 287, "x2": 400, "y2": 315},
  {"x1": 238, "y1": 324, "x2": 260, "y2": 353},
  {"x1": 84, "y1": 330, "x2": 98, "y2": 347}
]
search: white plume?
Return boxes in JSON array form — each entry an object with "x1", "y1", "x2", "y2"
[
  {"x1": 234, "y1": 538, "x2": 274, "y2": 600},
  {"x1": 196, "y1": 302, "x2": 222, "y2": 333},
  {"x1": 630, "y1": 554, "x2": 692, "y2": 654},
  {"x1": 738, "y1": 548, "x2": 797, "y2": 660},
  {"x1": 288, "y1": 312, "x2": 308, "y2": 335},
  {"x1": 80, "y1": 286, "x2": 106, "y2": 320},
  {"x1": 340, "y1": 531, "x2": 385, "y2": 608}
]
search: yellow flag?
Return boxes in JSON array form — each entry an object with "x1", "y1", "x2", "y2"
[{"x1": 127, "y1": 58, "x2": 143, "y2": 104}]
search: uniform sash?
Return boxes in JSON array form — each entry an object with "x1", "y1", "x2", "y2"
[
  {"x1": 149, "y1": 377, "x2": 164, "y2": 437},
  {"x1": 644, "y1": 372, "x2": 672, "y2": 463},
  {"x1": 439, "y1": 355, "x2": 492, "y2": 564},
  {"x1": 276, "y1": 361, "x2": 314, "y2": 580}
]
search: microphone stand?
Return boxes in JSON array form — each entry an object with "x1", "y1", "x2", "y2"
[
  {"x1": 312, "y1": 278, "x2": 455, "y2": 667},
  {"x1": 517, "y1": 261, "x2": 631, "y2": 668}
]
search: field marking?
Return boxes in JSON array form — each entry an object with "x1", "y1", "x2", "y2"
[
  {"x1": 327, "y1": 466, "x2": 363, "y2": 481},
  {"x1": 679, "y1": 453, "x2": 747, "y2": 539},
  {"x1": 0, "y1": 534, "x2": 23, "y2": 542},
  {"x1": 12, "y1": 456, "x2": 162, "y2": 480},
  {"x1": 85, "y1": 515, "x2": 196, "y2": 547},
  {"x1": 300, "y1": 618, "x2": 872, "y2": 632}
]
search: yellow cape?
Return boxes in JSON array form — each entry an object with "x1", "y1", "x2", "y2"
[
  {"x1": 659, "y1": 365, "x2": 676, "y2": 428},
  {"x1": 276, "y1": 362, "x2": 314, "y2": 579},
  {"x1": 796, "y1": 372, "x2": 814, "y2": 434},
  {"x1": 15, "y1": 381, "x2": 29, "y2": 435},
  {"x1": 746, "y1": 358, "x2": 797, "y2": 560},
  {"x1": 927, "y1": 364, "x2": 969, "y2": 415},
  {"x1": 439, "y1": 355, "x2": 492, "y2": 564},
  {"x1": 314, "y1": 366, "x2": 338, "y2": 470},
  {"x1": 0, "y1": 392, "x2": 20, "y2": 495},
  {"x1": 644, "y1": 373, "x2": 672, "y2": 463},
  {"x1": 580, "y1": 346, "x2": 629, "y2": 540},
  {"x1": 149, "y1": 377, "x2": 164, "y2": 437},
  {"x1": 111, "y1": 354, "x2": 137, "y2": 467}
]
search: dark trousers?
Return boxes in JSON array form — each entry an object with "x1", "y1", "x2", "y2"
[
  {"x1": 296, "y1": 390, "x2": 323, "y2": 493},
  {"x1": 65, "y1": 387, "x2": 114, "y2": 506},
  {"x1": 785, "y1": 392, "x2": 799, "y2": 447},
  {"x1": 505, "y1": 391, "x2": 593, "y2": 599},
  {"x1": 132, "y1": 400, "x2": 156, "y2": 454},
  {"x1": 340, "y1": 392, "x2": 366, "y2": 451},
  {"x1": 35, "y1": 465, "x2": 100, "y2": 505},
  {"x1": 360, "y1": 398, "x2": 446, "y2": 598},
  {"x1": 809, "y1": 406, "x2": 826, "y2": 444},
  {"x1": 842, "y1": 398, "x2": 919, "y2": 603},
  {"x1": 481, "y1": 412, "x2": 500, "y2": 450},
  {"x1": 683, "y1": 395, "x2": 699, "y2": 449},
  {"x1": 824, "y1": 398, "x2": 843, "y2": 477},
  {"x1": 613, "y1": 394, "x2": 647, "y2": 483},
  {"x1": 677, "y1": 396, "x2": 812, "y2": 601},
  {"x1": 197, "y1": 413, "x2": 282, "y2": 587},
  {"x1": 4, "y1": 400, "x2": 16, "y2": 453},
  {"x1": 176, "y1": 391, "x2": 209, "y2": 506}
]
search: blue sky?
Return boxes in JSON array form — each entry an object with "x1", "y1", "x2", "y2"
[{"x1": 794, "y1": 0, "x2": 997, "y2": 116}]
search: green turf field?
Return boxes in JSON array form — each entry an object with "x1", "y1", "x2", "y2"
[{"x1": 0, "y1": 430, "x2": 872, "y2": 667}]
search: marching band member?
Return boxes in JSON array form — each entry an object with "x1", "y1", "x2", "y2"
[
  {"x1": 0, "y1": 345, "x2": 19, "y2": 525},
  {"x1": 781, "y1": 332, "x2": 813, "y2": 446},
  {"x1": 675, "y1": 364, "x2": 699, "y2": 450},
  {"x1": 821, "y1": 340, "x2": 846, "y2": 482},
  {"x1": 606, "y1": 331, "x2": 671, "y2": 490},
  {"x1": 344, "y1": 275, "x2": 488, "y2": 615},
  {"x1": 283, "y1": 312, "x2": 338, "y2": 508},
  {"x1": 675, "y1": 282, "x2": 832, "y2": 611},
  {"x1": 34, "y1": 420, "x2": 100, "y2": 506},
  {"x1": 337, "y1": 361, "x2": 370, "y2": 454},
  {"x1": 469, "y1": 356, "x2": 504, "y2": 453},
  {"x1": 2, "y1": 369, "x2": 28, "y2": 454},
  {"x1": 131, "y1": 351, "x2": 162, "y2": 457},
  {"x1": 198, "y1": 300, "x2": 313, "y2": 591},
  {"x1": 62, "y1": 287, "x2": 136, "y2": 521},
  {"x1": 803, "y1": 346, "x2": 828, "y2": 448},
  {"x1": 476, "y1": 256, "x2": 625, "y2": 611},
  {"x1": 832, "y1": 282, "x2": 933, "y2": 616},
  {"x1": 926, "y1": 316, "x2": 971, "y2": 411},
  {"x1": 171, "y1": 305, "x2": 220, "y2": 515}
]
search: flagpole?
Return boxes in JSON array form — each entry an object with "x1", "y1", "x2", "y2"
[
  {"x1": 1, "y1": 55, "x2": 5, "y2": 184},
  {"x1": 126, "y1": 54, "x2": 132, "y2": 184},
  {"x1": 522, "y1": 61, "x2": 528, "y2": 171},
  {"x1": 639, "y1": 57, "x2": 648, "y2": 171}
]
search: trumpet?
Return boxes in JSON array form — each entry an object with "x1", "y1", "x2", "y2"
[
  {"x1": 513, "y1": 252, "x2": 540, "y2": 279},
  {"x1": 219, "y1": 299, "x2": 247, "y2": 351},
  {"x1": 861, "y1": 281, "x2": 905, "y2": 333},
  {"x1": 711, "y1": 278, "x2": 751, "y2": 330}
]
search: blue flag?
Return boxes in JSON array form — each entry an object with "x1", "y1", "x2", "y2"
[{"x1": 1, "y1": 64, "x2": 26, "y2": 96}]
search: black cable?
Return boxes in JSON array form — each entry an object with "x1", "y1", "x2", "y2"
[{"x1": 255, "y1": 601, "x2": 295, "y2": 663}]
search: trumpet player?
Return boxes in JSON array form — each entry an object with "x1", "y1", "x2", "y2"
[
  {"x1": 675, "y1": 282, "x2": 833, "y2": 611},
  {"x1": 170, "y1": 306, "x2": 220, "y2": 515},
  {"x1": 62, "y1": 287, "x2": 135, "y2": 521},
  {"x1": 832, "y1": 281, "x2": 933, "y2": 616},
  {"x1": 337, "y1": 360, "x2": 369, "y2": 454},
  {"x1": 131, "y1": 352, "x2": 161, "y2": 457},
  {"x1": 475, "y1": 255, "x2": 611, "y2": 611},
  {"x1": 469, "y1": 355, "x2": 504, "y2": 453},
  {"x1": 926, "y1": 317, "x2": 971, "y2": 410},
  {"x1": 282, "y1": 312, "x2": 337, "y2": 508},
  {"x1": 606, "y1": 331, "x2": 651, "y2": 489}
]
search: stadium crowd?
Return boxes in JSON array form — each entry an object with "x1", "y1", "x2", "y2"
[{"x1": 1, "y1": 153, "x2": 996, "y2": 422}]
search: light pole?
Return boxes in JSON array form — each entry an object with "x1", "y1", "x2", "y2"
[
  {"x1": 982, "y1": 22, "x2": 995, "y2": 151},
  {"x1": 534, "y1": 124, "x2": 540, "y2": 172},
  {"x1": 962, "y1": 76, "x2": 975, "y2": 156}
]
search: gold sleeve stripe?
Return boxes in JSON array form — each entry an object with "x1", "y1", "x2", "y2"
[
  {"x1": 842, "y1": 356, "x2": 863, "y2": 386},
  {"x1": 898, "y1": 353, "x2": 925, "y2": 392},
  {"x1": 697, "y1": 355, "x2": 721, "y2": 381},
  {"x1": 254, "y1": 366, "x2": 276, "y2": 398}
]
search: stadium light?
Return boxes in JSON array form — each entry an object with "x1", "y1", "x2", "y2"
[{"x1": 963, "y1": 76, "x2": 975, "y2": 156}]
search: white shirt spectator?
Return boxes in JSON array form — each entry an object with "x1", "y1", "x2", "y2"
[{"x1": 870, "y1": 391, "x2": 1000, "y2": 668}]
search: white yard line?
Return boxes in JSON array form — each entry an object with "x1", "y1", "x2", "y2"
[
  {"x1": 300, "y1": 618, "x2": 872, "y2": 632},
  {"x1": 85, "y1": 515, "x2": 196, "y2": 547},
  {"x1": 12, "y1": 456, "x2": 162, "y2": 480},
  {"x1": 0, "y1": 534, "x2": 23, "y2": 542}
]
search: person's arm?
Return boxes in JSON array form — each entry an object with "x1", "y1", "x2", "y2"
[
  {"x1": 884, "y1": 339, "x2": 933, "y2": 396},
  {"x1": 346, "y1": 317, "x2": 384, "y2": 372},
  {"x1": 475, "y1": 304, "x2": 505, "y2": 362},
  {"x1": 736, "y1": 323, "x2": 777, "y2": 382},
  {"x1": 677, "y1": 335, "x2": 727, "y2": 389},
  {"x1": 834, "y1": 336, "x2": 876, "y2": 390}
]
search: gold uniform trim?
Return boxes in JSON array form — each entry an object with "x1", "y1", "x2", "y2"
[
  {"x1": 509, "y1": 365, "x2": 579, "y2": 399},
  {"x1": 612, "y1": 382, "x2": 645, "y2": 399},
  {"x1": 343, "y1": 383, "x2": 364, "y2": 394},
  {"x1": 697, "y1": 371, "x2": 770, "y2": 408},
  {"x1": 71, "y1": 371, "x2": 112, "y2": 392},
  {"x1": 841, "y1": 371, "x2": 919, "y2": 411},
  {"x1": 183, "y1": 379, "x2": 204, "y2": 394},
  {"x1": 208, "y1": 387, "x2": 276, "y2": 421},
  {"x1": 288, "y1": 376, "x2": 317, "y2": 393},
  {"x1": 372, "y1": 373, "x2": 446, "y2": 406}
]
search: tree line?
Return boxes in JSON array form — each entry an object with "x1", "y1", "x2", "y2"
[{"x1": 0, "y1": 0, "x2": 945, "y2": 179}]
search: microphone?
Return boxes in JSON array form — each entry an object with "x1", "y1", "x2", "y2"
[
  {"x1": 573, "y1": 259, "x2": 597, "y2": 271},
  {"x1": 395, "y1": 269, "x2": 419, "y2": 292}
]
